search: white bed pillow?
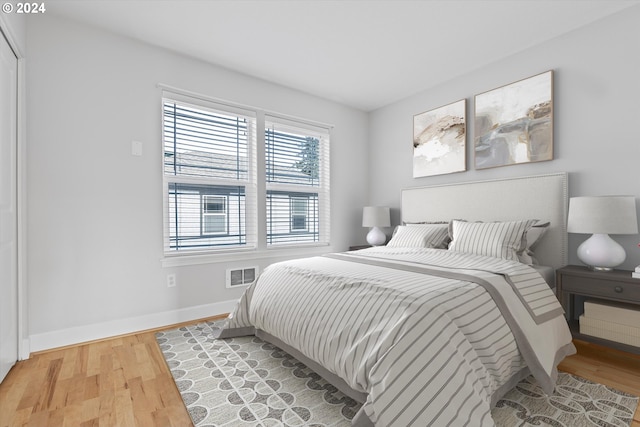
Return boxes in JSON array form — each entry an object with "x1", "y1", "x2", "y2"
[
  {"x1": 387, "y1": 224, "x2": 450, "y2": 248},
  {"x1": 448, "y1": 219, "x2": 538, "y2": 261}
]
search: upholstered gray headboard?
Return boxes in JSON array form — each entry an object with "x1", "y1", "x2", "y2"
[{"x1": 401, "y1": 172, "x2": 568, "y2": 270}]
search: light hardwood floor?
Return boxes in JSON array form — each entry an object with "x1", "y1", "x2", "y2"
[{"x1": 1, "y1": 318, "x2": 639, "y2": 427}]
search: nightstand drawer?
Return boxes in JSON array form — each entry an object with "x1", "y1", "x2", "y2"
[{"x1": 561, "y1": 274, "x2": 640, "y2": 302}]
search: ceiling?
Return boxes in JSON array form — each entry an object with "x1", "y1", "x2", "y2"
[{"x1": 48, "y1": 0, "x2": 639, "y2": 111}]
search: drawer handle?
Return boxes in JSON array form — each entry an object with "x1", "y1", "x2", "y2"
[{"x1": 614, "y1": 286, "x2": 623, "y2": 293}]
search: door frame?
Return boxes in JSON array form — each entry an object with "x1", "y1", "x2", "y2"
[{"x1": 0, "y1": 17, "x2": 28, "y2": 361}]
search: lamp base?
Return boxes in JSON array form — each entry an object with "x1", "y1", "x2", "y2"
[
  {"x1": 366, "y1": 226, "x2": 386, "y2": 246},
  {"x1": 577, "y1": 233, "x2": 626, "y2": 271},
  {"x1": 590, "y1": 266, "x2": 614, "y2": 272}
]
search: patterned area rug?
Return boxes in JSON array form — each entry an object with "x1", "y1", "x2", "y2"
[{"x1": 156, "y1": 320, "x2": 639, "y2": 427}]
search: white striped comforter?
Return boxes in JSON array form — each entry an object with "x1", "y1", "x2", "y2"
[{"x1": 218, "y1": 247, "x2": 575, "y2": 426}]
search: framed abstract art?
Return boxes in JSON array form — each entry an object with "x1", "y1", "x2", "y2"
[
  {"x1": 413, "y1": 99, "x2": 466, "y2": 178},
  {"x1": 474, "y1": 70, "x2": 553, "y2": 169}
]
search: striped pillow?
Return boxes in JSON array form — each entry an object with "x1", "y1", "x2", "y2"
[
  {"x1": 387, "y1": 224, "x2": 450, "y2": 248},
  {"x1": 448, "y1": 219, "x2": 538, "y2": 261}
]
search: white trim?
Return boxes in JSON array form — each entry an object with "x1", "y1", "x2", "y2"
[
  {"x1": 160, "y1": 84, "x2": 257, "y2": 117},
  {"x1": 157, "y1": 83, "x2": 334, "y2": 130},
  {"x1": 20, "y1": 338, "x2": 30, "y2": 360},
  {"x1": 28, "y1": 300, "x2": 238, "y2": 354},
  {"x1": 162, "y1": 90, "x2": 257, "y2": 120},
  {"x1": 265, "y1": 113, "x2": 333, "y2": 134},
  {"x1": 167, "y1": 174, "x2": 253, "y2": 187},
  {"x1": 266, "y1": 182, "x2": 322, "y2": 194},
  {"x1": 0, "y1": 15, "x2": 24, "y2": 58},
  {"x1": 16, "y1": 56, "x2": 27, "y2": 361},
  {"x1": 1, "y1": 19, "x2": 28, "y2": 362},
  {"x1": 161, "y1": 244, "x2": 331, "y2": 268}
]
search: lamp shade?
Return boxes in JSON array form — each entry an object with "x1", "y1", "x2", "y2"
[
  {"x1": 362, "y1": 206, "x2": 390, "y2": 227},
  {"x1": 567, "y1": 196, "x2": 638, "y2": 235}
]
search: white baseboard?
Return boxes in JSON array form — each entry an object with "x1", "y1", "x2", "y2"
[
  {"x1": 20, "y1": 339, "x2": 30, "y2": 360},
  {"x1": 27, "y1": 300, "x2": 238, "y2": 355}
]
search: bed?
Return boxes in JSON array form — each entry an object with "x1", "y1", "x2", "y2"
[{"x1": 216, "y1": 172, "x2": 575, "y2": 426}]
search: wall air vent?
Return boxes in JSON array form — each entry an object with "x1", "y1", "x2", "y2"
[{"x1": 226, "y1": 267, "x2": 258, "y2": 288}]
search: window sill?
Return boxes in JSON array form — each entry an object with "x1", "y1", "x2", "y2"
[{"x1": 161, "y1": 243, "x2": 331, "y2": 268}]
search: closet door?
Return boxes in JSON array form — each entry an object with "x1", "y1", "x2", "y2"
[{"x1": 0, "y1": 29, "x2": 18, "y2": 383}]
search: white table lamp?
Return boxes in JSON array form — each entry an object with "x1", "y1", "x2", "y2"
[
  {"x1": 567, "y1": 196, "x2": 638, "y2": 271},
  {"x1": 362, "y1": 206, "x2": 390, "y2": 246}
]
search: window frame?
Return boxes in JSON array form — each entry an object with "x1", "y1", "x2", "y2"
[
  {"x1": 162, "y1": 92, "x2": 257, "y2": 255},
  {"x1": 264, "y1": 115, "x2": 330, "y2": 248},
  {"x1": 160, "y1": 88, "x2": 331, "y2": 262}
]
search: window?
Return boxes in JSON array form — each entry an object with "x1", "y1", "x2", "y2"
[
  {"x1": 202, "y1": 195, "x2": 227, "y2": 234},
  {"x1": 161, "y1": 91, "x2": 329, "y2": 256},
  {"x1": 162, "y1": 95, "x2": 256, "y2": 253},
  {"x1": 265, "y1": 117, "x2": 330, "y2": 246},
  {"x1": 290, "y1": 197, "x2": 308, "y2": 231}
]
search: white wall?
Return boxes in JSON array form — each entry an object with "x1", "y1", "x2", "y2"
[
  {"x1": 26, "y1": 15, "x2": 369, "y2": 350},
  {"x1": 368, "y1": 5, "x2": 640, "y2": 270}
]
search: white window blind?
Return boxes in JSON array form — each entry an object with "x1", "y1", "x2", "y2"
[
  {"x1": 162, "y1": 96, "x2": 257, "y2": 253},
  {"x1": 265, "y1": 116, "x2": 330, "y2": 246}
]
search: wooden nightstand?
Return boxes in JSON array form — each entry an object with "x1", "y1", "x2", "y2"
[{"x1": 556, "y1": 265, "x2": 640, "y2": 354}]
